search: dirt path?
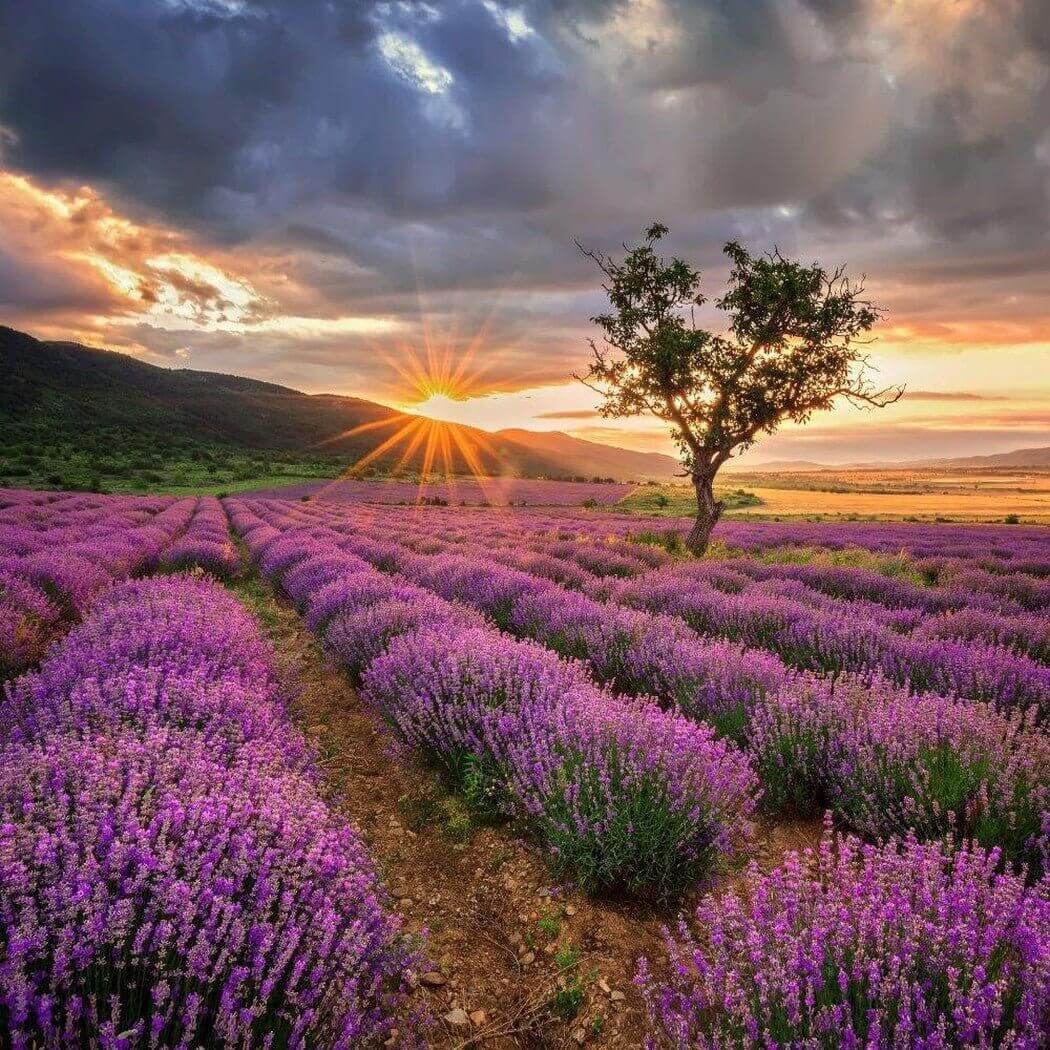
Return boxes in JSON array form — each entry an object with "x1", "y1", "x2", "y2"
[{"x1": 231, "y1": 572, "x2": 822, "y2": 1048}]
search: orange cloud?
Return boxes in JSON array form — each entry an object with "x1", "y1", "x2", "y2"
[{"x1": 0, "y1": 170, "x2": 400, "y2": 354}]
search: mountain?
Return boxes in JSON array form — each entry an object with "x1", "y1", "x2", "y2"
[
  {"x1": 0, "y1": 325, "x2": 680, "y2": 482},
  {"x1": 894, "y1": 446, "x2": 1050, "y2": 469},
  {"x1": 728, "y1": 448, "x2": 1050, "y2": 472},
  {"x1": 496, "y1": 428, "x2": 681, "y2": 480},
  {"x1": 722, "y1": 459, "x2": 830, "y2": 473}
]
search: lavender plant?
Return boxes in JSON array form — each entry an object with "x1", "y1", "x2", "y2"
[{"x1": 639, "y1": 830, "x2": 1049, "y2": 1048}]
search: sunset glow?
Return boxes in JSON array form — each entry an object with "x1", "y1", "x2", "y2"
[
  {"x1": 412, "y1": 393, "x2": 475, "y2": 426},
  {"x1": 3, "y1": 155, "x2": 1046, "y2": 464}
]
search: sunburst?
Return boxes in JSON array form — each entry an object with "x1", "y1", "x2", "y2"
[{"x1": 308, "y1": 319, "x2": 503, "y2": 503}]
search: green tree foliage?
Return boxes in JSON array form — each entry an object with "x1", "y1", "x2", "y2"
[{"x1": 577, "y1": 224, "x2": 902, "y2": 553}]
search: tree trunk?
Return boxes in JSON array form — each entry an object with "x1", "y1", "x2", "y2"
[{"x1": 687, "y1": 472, "x2": 724, "y2": 555}]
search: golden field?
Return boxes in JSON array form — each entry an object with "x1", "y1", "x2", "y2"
[{"x1": 621, "y1": 468, "x2": 1050, "y2": 523}]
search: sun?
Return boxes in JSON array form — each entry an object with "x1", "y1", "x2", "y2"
[
  {"x1": 307, "y1": 329, "x2": 504, "y2": 497},
  {"x1": 413, "y1": 391, "x2": 473, "y2": 426}
]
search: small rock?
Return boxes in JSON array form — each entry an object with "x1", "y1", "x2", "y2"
[
  {"x1": 564, "y1": 903, "x2": 578, "y2": 916},
  {"x1": 469, "y1": 1009, "x2": 487, "y2": 1027},
  {"x1": 597, "y1": 977, "x2": 611, "y2": 996},
  {"x1": 420, "y1": 971, "x2": 447, "y2": 988},
  {"x1": 445, "y1": 1008, "x2": 470, "y2": 1027},
  {"x1": 572, "y1": 1027, "x2": 586, "y2": 1044},
  {"x1": 610, "y1": 990, "x2": 626, "y2": 1002},
  {"x1": 519, "y1": 951, "x2": 536, "y2": 966}
]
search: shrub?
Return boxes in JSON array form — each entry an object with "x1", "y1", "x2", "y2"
[
  {"x1": 363, "y1": 628, "x2": 756, "y2": 900},
  {"x1": 324, "y1": 595, "x2": 485, "y2": 681},
  {"x1": 0, "y1": 730, "x2": 417, "y2": 1047},
  {"x1": 0, "y1": 573, "x2": 419, "y2": 1047},
  {"x1": 828, "y1": 688, "x2": 1048, "y2": 874},
  {"x1": 748, "y1": 678, "x2": 1049, "y2": 872},
  {"x1": 639, "y1": 830, "x2": 1049, "y2": 1048},
  {"x1": 517, "y1": 691, "x2": 757, "y2": 901}
]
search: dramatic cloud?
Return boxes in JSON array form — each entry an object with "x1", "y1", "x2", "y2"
[{"x1": 0, "y1": 0, "x2": 1047, "y2": 454}]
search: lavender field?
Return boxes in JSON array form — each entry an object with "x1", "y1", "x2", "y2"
[{"x1": 1, "y1": 486, "x2": 1047, "y2": 1047}]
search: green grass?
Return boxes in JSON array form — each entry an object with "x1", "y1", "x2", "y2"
[
  {"x1": 617, "y1": 484, "x2": 762, "y2": 517},
  {"x1": 0, "y1": 428, "x2": 340, "y2": 495}
]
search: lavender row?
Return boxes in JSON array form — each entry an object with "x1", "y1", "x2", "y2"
[
  {"x1": 248, "y1": 476, "x2": 634, "y2": 506},
  {"x1": 606, "y1": 568, "x2": 1048, "y2": 709},
  {"x1": 590, "y1": 513, "x2": 1050, "y2": 573},
  {"x1": 0, "y1": 574, "x2": 417, "y2": 1047},
  {"x1": 636, "y1": 553, "x2": 1047, "y2": 613},
  {"x1": 253, "y1": 500, "x2": 1050, "y2": 660},
  {"x1": 640, "y1": 828, "x2": 1049, "y2": 1048},
  {"x1": 278, "y1": 495, "x2": 1050, "y2": 575},
  {"x1": 375, "y1": 510, "x2": 1049, "y2": 615},
  {"x1": 0, "y1": 491, "x2": 248, "y2": 679},
  {"x1": 285, "y1": 502, "x2": 1047, "y2": 715},
  {"x1": 157, "y1": 495, "x2": 241, "y2": 577},
  {"x1": 0, "y1": 494, "x2": 197, "y2": 676},
  {"x1": 229, "y1": 505, "x2": 759, "y2": 902},
  {"x1": 319, "y1": 512, "x2": 1048, "y2": 870},
  {"x1": 346, "y1": 519, "x2": 1050, "y2": 660},
  {"x1": 356, "y1": 542, "x2": 1049, "y2": 872},
  {"x1": 233, "y1": 500, "x2": 1049, "y2": 873}
]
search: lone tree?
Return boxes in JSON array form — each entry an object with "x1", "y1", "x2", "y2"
[{"x1": 576, "y1": 223, "x2": 903, "y2": 554}]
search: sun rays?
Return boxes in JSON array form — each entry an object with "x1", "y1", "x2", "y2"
[{"x1": 308, "y1": 325, "x2": 505, "y2": 503}]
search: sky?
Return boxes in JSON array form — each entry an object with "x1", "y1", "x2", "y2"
[{"x1": 0, "y1": 0, "x2": 1048, "y2": 464}]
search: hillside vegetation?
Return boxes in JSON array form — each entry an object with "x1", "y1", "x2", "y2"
[{"x1": 0, "y1": 326, "x2": 680, "y2": 491}]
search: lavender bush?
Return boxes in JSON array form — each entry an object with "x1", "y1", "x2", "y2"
[
  {"x1": 159, "y1": 497, "x2": 240, "y2": 577},
  {"x1": 362, "y1": 627, "x2": 757, "y2": 900},
  {"x1": 0, "y1": 731, "x2": 418, "y2": 1047},
  {"x1": 0, "y1": 572, "x2": 419, "y2": 1047},
  {"x1": 639, "y1": 830, "x2": 1049, "y2": 1048},
  {"x1": 748, "y1": 679, "x2": 1049, "y2": 873},
  {"x1": 323, "y1": 594, "x2": 486, "y2": 681}
]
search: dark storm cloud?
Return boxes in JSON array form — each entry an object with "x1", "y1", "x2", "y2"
[
  {"x1": 0, "y1": 0, "x2": 891, "y2": 248},
  {"x1": 804, "y1": 0, "x2": 1050, "y2": 246}
]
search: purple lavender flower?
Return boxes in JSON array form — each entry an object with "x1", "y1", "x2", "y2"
[
  {"x1": 0, "y1": 571, "x2": 420, "y2": 1046},
  {"x1": 639, "y1": 829, "x2": 1049, "y2": 1048},
  {"x1": 362, "y1": 627, "x2": 756, "y2": 899}
]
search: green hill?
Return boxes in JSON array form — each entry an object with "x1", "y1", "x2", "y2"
[{"x1": 0, "y1": 325, "x2": 681, "y2": 492}]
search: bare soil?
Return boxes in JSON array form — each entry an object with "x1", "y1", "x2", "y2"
[{"x1": 233, "y1": 573, "x2": 822, "y2": 1048}]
